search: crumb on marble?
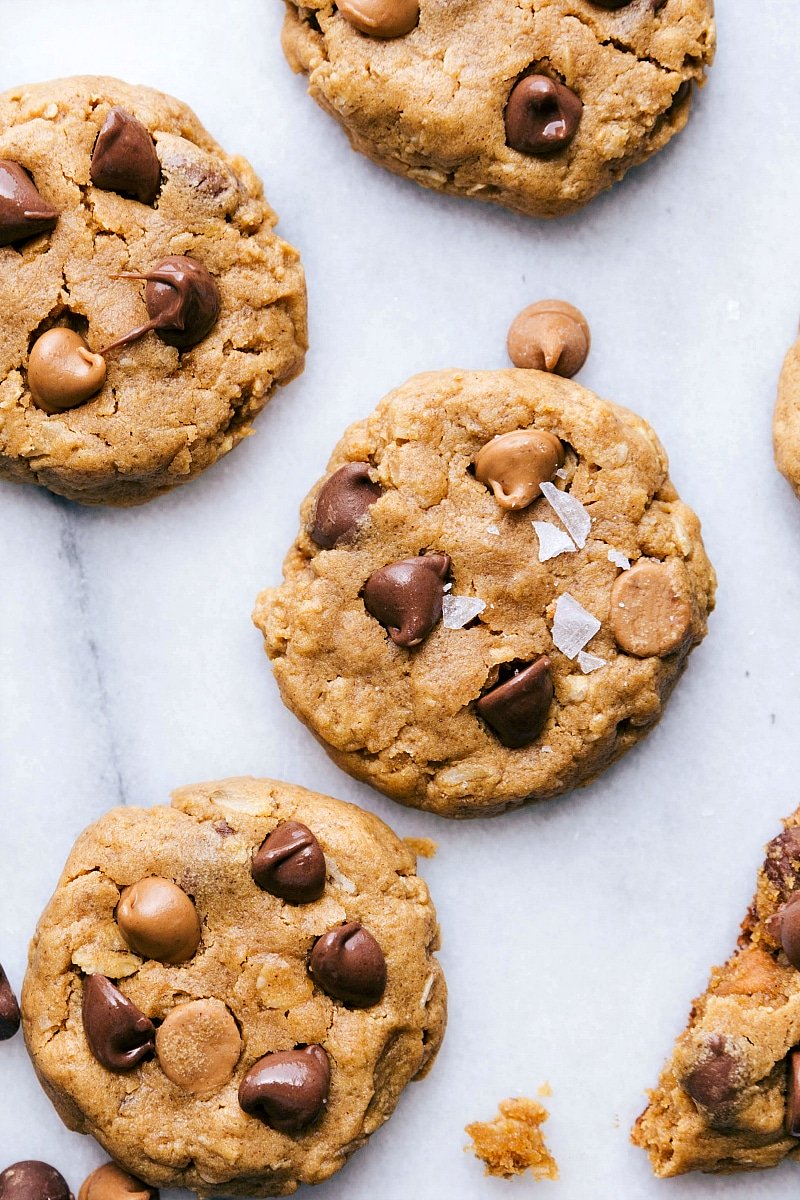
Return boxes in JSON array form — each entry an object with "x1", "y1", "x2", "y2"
[
  {"x1": 403, "y1": 837, "x2": 438, "y2": 859},
  {"x1": 466, "y1": 1097, "x2": 559, "y2": 1181},
  {"x1": 537, "y1": 1081, "x2": 553, "y2": 1098}
]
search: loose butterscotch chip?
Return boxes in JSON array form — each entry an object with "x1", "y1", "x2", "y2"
[
  {"x1": 507, "y1": 300, "x2": 590, "y2": 378},
  {"x1": 610, "y1": 560, "x2": 692, "y2": 657},
  {"x1": 466, "y1": 1097, "x2": 559, "y2": 1180}
]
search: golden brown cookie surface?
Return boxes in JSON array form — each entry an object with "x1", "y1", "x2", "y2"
[
  {"x1": 0, "y1": 76, "x2": 307, "y2": 505},
  {"x1": 22, "y1": 777, "x2": 445, "y2": 1195},
  {"x1": 281, "y1": 0, "x2": 715, "y2": 219}
]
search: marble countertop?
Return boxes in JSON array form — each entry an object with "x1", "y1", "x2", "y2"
[{"x1": 2, "y1": 2, "x2": 800, "y2": 1197}]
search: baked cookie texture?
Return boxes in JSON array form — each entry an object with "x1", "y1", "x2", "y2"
[
  {"x1": 0, "y1": 76, "x2": 307, "y2": 505},
  {"x1": 632, "y1": 809, "x2": 800, "y2": 1176},
  {"x1": 254, "y1": 369, "x2": 716, "y2": 818},
  {"x1": 281, "y1": 0, "x2": 716, "y2": 220},
  {"x1": 22, "y1": 777, "x2": 445, "y2": 1195},
  {"x1": 774, "y1": 335, "x2": 800, "y2": 499}
]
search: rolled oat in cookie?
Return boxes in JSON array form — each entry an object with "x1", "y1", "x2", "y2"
[
  {"x1": 254, "y1": 368, "x2": 715, "y2": 818},
  {"x1": 632, "y1": 806, "x2": 800, "y2": 1177},
  {"x1": 0, "y1": 76, "x2": 307, "y2": 505},
  {"x1": 22, "y1": 777, "x2": 445, "y2": 1196},
  {"x1": 281, "y1": 0, "x2": 715, "y2": 219}
]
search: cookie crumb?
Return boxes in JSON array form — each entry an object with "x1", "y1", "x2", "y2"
[
  {"x1": 466, "y1": 1097, "x2": 559, "y2": 1181},
  {"x1": 537, "y1": 1081, "x2": 553, "y2": 1098},
  {"x1": 404, "y1": 837, "x2": 438, "y2": 859}
]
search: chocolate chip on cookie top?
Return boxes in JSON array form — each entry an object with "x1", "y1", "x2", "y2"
[
  {"x1": 505, "y1": 76, "x2": 583, "y2": 157},
  {"x1": 309, "y1": 923, "x2": 388, "y2": 1007},
  {"x1": 82, "y1": 975, "x2": 156, "y2": 1072},
  {"x1": 104, "y1": 255, "x2": 220, "y2": 352},
  {"x1": 251, "y1": 820, "x2": 327, "y2": 903},
  {"x1": 0, "y1": 1163, "x2": 72, "y2": 1200},
  {"x1": 363, "y1": 554, "x2": 451, "y2": 647},
  {"x1": 90, "y1": 108, "x2": 161, "y2": 205},
  {"x1": 0, "y1": 161, "x2": 58, "y2": 247},
  {"x1": 116, "y1": 877, "x2": 201, "y2": 964},
  {"x1": 0, "y1": 962, "x2": 20, "y2": 1040},
  {"x1": 507, "y1": 301, "x2": 590, "y2": 378},
  {"x1": 238, "y1": 1045, "x2": 331, "y2": 1133},
  {"x1": 337, "y1": 0, "x2": 419, "y2": 37},
  {"x1": 78, "y1": 1165, "x2": 155, "y2": 1200},
  {"x1": 476, "y1": 658, "x2": 554, "y2": 750},
  {"x1": 311, "y1": 462, "x2": 384, "y2": 549}
]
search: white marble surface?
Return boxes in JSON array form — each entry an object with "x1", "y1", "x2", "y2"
[{"x1": 2, "y1": 2, "x2": 800, "y2": 1197}]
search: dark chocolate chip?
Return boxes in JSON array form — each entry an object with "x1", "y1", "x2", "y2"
[
  {"x1": 0, "y1": 1163, "x2": 72, "y2": 1200},
  {"x1": 505, "y1": 75, "x2": 582, "y2": 156},
  {"x1": 102, "y1": 256, "x2": 220, "y2": 352},
  {"x1": 90, "y1": 108, "x2": 161, "y2": 205},
  {"x1": 786, "y1": 1048, "x2": 800, "y2": 1137},
  {"x1": 311, "y1": 463, "x2": 383, "y2": 549},
  {"x1": 476, "y1": 656, "x2": 554, "y2": 749},
  {"x1": 779, "y1": 895, "x2": 800, "y2": 969},
  {"x1": 682, "y1": 1035, "x2": 741, "y2": 1115},
  {"x1": 252, "y1": 821, "x2": 326, "y2": 904},
  {"x1": 764, "y1": 829, "x2": 800, "y2": 901},
  {"x1": 238, "y1": 1045, "x2": 330, "y2": 1133},
  {"x1": 0, "y1": 161, "x2": 58, "y2": 248},
  {"x1": 0, "y1": 962, "x2": 20, "y2": 1040},
  {"x1": 363, "y1": 553, "x2": 450, "y2": 647},
  {"x1": 82, "y1": 974, "x2": 156, "y2": 1072},
  {"x1": 309, "y1": 922, "x2": 387, "y2": 1007}
]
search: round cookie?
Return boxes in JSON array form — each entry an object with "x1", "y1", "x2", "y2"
[
  {"x1": 0, "y1": 77, "x2": 307, "y2": 505},
  {"x1": 774, "y1": 332, "x2": 800, "y2": 499},
  {"x1": 22, "y1": 777, "x2": 445, "y2": 1195},
  {"x1": 254, "y1": 369, "x2": 716, "y2": 818},
  {"x1": 281, "y1": 0, "x2": 715, "y2": 220}
]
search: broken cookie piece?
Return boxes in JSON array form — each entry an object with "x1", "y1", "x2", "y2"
[{"x1": 466, "y1": 1096, "x2": 559, "y2": 1181}]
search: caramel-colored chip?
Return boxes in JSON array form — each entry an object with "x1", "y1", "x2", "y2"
[
  {"x1": 507, "y1": 300, "x2": 590, "y2": 378},
  {"x1": 337, "y1": 0, "x2": 419, "y2": 38},
  {"x1": 155, "y1": 998, "x2": 241, "y2": 1094},
  {"x1": 116, "y1": 877, "x2": 201, "y2": 964},
  {"x1": 78, "y1": 1164, "x2": 156, "y2": 1200},
  {"x1": 474, "y1": 429, "x2": 564, "y2": 510},
  {"x1": 610, "y1": 560, "x2": 692, "y2": 657},
  {"x1": 28, "y1": 328, "x2": 106, "y2": 413}
]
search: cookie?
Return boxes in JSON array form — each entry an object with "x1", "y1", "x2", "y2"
[
  {"x1": 466, "y1": 1097, "x2": 559, "y2": 1180},
  {"x1": 632, "y1": 808, "x2": 800, "y2": 1176},
  {"x1": 774, "y1": 332, "x2": 800, "y2": 499},
  {"x1": 281, "y1": 0, "x2": 715, "y2": 220},
  {"x1": 0, "y1": 77, "x2": 307, "y2": 505},
  {"x1": 21, "y1": 777, "x2": 445, "y2": 1195},
  {"x1": 253, "y1": 368, "x2": 716, "y2": 818}
]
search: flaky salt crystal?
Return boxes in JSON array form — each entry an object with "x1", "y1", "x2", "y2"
[
  {"x1": 551, "y1": 593, "x2": 601, "y2": 659},
  {"x1": 442, "y1": 595, "x2": 486, "y2": 629},
  {"x1": 533, "y1": 521, "x2": 576, "y2": 562},
  {"x1": 556, "y1": 467, "x2": 568, "y2": 479},
  {"x1": 578, "y1": 650, "x2": 607, "y2": 674},
  {"x1": 486, "y1": 524, "x2": 500, "y2": 536},
  {"x1": 540, "y1": 482, "x2": 591, "y2": 549},
  {"x1": 444, "y1": 582, "x2": 453, "y2": 592},
  {"x1": 607, "y1": 548, "x2": 630, "y2": 570}
]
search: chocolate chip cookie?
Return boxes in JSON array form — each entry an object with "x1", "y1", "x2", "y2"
[
  {"x1": 281, "y1": 0, "x2": 715, "y2": 219},
  {"x1": 253, "y1": 369, "x2": 716, "y2": 818},
  {"x1": 21, "y1": 777, "x2": 445, "y2": 1195},
  {"x1": 0, "y1": 76, "x2": 307, "y2": 505},
  {"x1": 632, "y1": 809, "x2": 800, "y2": 1176}
]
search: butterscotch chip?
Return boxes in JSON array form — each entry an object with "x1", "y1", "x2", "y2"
[
  {"x1": 466, "y1": 1097, "x2": 559, "y2": 1180},
  {"x1": 507, "y1": 301, "x2": 590, "y2": 378},
  {"x1": 610, "y1": 560, "x2": 692, "y2": 657},
  {"x1": 474, "y1": 429, "x2": 564, "y2": 510},
  {"x1": 78, "y1": 1164, "x2": 155, "y2": 1200},
  {"x1": 155, "y1": 999, "x2": 241, "y2": 1094}
]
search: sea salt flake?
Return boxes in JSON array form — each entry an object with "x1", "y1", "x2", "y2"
[
  {"x1": 486, "y1": 524, "x2": 500, "y2": 536},
  {"x1": 607, "y1": 548, "x2": 630, "y2": 570},
  {"x1": 555, "y1": 467, "x2": 568, "y2": 479},
  {"x1": 540, "y1": 481, "x2": 591, "y2": 549},
  {"x1": 578, "y1": 651, "x2": 607, "y2": 674},
  {"x1": 442, "y1": 595, "x2": 486, "y2": 629},
  {"x1": 443, "y1": 582, "x2": 453, "y2": 592},
  {"x1": 533, "y1": 521, "x2": 577, "y2": 562},
  {"x1": 551, "y1": 592, "x2": 601, "y2": 659}
]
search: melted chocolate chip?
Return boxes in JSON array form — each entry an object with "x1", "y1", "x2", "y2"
[
  {"x1": 0, "y1": 1163, "x2": 72, "y2": 1200},
  {"x1": 311, "y1": 463, "x2": 383, "y2": 549},
  {"x1": 238, "y1": 1045, "x2": 330, "y2": 1133},
  {"x1": 779, "y1": 895, "x2": 800, "y2": 970},
  {"x1": 252, "y1": 821, "x2": 326, "y2": 904},
  {"x1": 0, "y1": 962, "x2": 20, "y2": 1040},
  {"x1": 476, "y1": 657, "x2": 554, "y2": 749},
  {"x1": 682, "y1": 1035, "x2": 741, "y2": 1117},
  {"x1": 82, "y1": 974, "x2": 156, "y2": 1072},
  {"x1": 363, "y1": 553, "x2": 450, "y2": 647},
  {"x1": 90, "y1": 108, "x2": 161, "y2": 205},
  {"x1": 764, "y1": 828, "x2": 800, "y2": 901},
  {"x1": 103, "y1": 256, "x2": 220, "y2": 352},
  {"x1": 787, "y1": 1048, "x2": 800, "y2": 1137},
  {"x1": 0, "y1": 161, "x2": 58, "y2": 248},
  {"x1": 309, "y1": 922, "x2": 387, "y2": 1007},
  {"x1": 505, "y1": 76, "x2": 582, "y2": 156}
]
